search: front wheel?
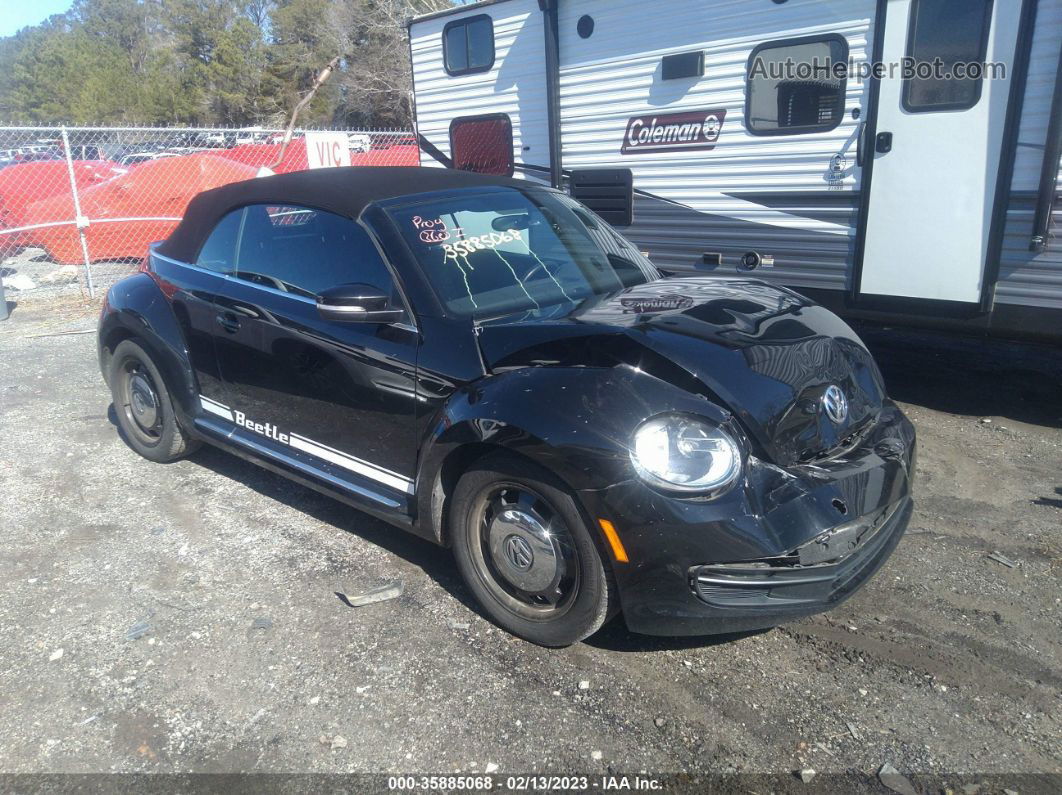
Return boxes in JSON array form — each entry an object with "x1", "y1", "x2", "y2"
[{"x1": 450, "y1": 453, "x2": 616, "y2": 646}]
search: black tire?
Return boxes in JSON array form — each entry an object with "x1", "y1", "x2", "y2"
[
  {"x1": 109, "y1": 339, "x2": 199, "y2": 463},
  {"x1": 450, "y1": 453, "x2": 617, "y2": 647}
]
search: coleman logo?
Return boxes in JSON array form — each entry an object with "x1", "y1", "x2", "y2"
[{"x1": 621, "y1": 109, "x2": 727, "y2": 155}]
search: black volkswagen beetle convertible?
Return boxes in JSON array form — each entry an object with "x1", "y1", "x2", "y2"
[{"x1": 98, "y1": 167, "x2": 915, "y2": 646}]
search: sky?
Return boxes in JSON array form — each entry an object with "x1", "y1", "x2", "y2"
[{"x1": 0, "y1": 0, "x2": 74, "y2": 37}]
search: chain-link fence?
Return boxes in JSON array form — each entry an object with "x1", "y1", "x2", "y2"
[{"x1": 0, "y1": 126, "x2": 418, "y2": 304}]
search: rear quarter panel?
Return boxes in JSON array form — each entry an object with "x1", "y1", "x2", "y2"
[{"x1": 98, "y1": 271, "x2": 200, "y2": 425}]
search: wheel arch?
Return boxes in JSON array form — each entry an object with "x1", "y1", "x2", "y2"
[
  {"x1": 98, "y1": 274, "x2": 200, "y2": 423},
  {"x1": 99, "y1": 324, "x2": 137, "y2": 378},
  {"x1": 425, "y1": 440, "x2": 583, "y2": 548}
]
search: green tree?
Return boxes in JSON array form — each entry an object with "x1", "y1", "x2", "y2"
[
  {"x1": 208, "y1": 17, "x2": 269, "y2": 124},
  {"x1": 0, "y1": 0, "x2": 457, "y2": 127}
]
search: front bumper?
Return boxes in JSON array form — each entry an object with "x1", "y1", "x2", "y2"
[
  {"x1": 579, "y1": 401, "x2": 916, "y2": 636},
  {"x1": 689, "y1": 496, "x2": 910, "y2": 619}
]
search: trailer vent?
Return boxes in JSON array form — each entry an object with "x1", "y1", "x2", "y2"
[
  {"x1": 449, "y1": 113, "x2": 514, "y2": 177},
  {"x1": 568, "y1": 169, "x2": 634, "y2": 227},
  {"x1": 661, "y1": 51, "x2": 705, "y2": 81}
]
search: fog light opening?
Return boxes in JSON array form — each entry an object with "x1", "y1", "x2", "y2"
[{"x1": 832, "y1": 498, "x2": 848, "y2": 515}]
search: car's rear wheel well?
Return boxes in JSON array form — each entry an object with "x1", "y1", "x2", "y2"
[{"x1": 100, "y1": 327, "x2": 136, "y2": 383}]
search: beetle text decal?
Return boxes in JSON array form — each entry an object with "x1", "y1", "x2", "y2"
[
  {"x1": 234, "y1": 410, "x2": 289, "y2": 444},
  {"x1": 621, "y1": 109, "x2": 727, "y2": 155}
]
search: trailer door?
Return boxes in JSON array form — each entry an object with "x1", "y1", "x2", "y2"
[
  {"x1": 409, "y1": 2, "x2": 551, "y2": 181},
  {"x1": 857, "y1": 0, "x2": 1023, "y2": 304}
]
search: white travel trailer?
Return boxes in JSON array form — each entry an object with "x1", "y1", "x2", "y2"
[{"x1": 408, "y1": 0, "x2": 1062, "y2": 342}]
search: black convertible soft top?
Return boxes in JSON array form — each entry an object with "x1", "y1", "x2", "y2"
[{"x1": 156, "y1": 166, "x2": 530, "y2": 264}]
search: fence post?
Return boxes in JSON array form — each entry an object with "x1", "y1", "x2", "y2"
[
  {"x1": 0, "y1": 268, "x2": 8, "y2": 321},
  {"x1": 60, "y1": 126, "x2": 95, "y2": 298}
]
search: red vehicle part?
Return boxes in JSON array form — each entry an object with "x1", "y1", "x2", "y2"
[
  {"x1": 0, "y1": 160, "x2": 122, "y2": 253},
  {"x1": 22, "y1": 154, "x2": 258, "y2": 265}
]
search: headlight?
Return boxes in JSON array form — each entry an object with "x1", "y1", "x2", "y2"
[{"x1": 630, "y1": 415, "x2": 742, "y2": 494}]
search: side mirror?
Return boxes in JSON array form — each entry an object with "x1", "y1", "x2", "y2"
[{"x1": 316, "y1": 283, "x2": 404, "y2": 324}]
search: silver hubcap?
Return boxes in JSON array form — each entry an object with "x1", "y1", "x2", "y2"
[
  {"x1": 489, "y1": 506, "x2": 560, "y2": 593},
  {"x1": 475, "y1": 485, "x2": 580, "y2": 616},
  {"x1": 121, "y1": 359, "x2": 163, "y2": 443},
  {"x1": 129, "y1": 373, "x2": 159, "y2": 432}
]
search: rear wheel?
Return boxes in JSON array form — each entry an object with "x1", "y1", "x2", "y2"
[
  {"x1": 450, "y1": 453, "x2": 616, "y2": 646},
  {"x1": 109, "y1": 339, "x2": 198, "y2": 463}
]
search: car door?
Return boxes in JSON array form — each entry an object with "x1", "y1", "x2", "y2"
[{"x1": 210, "y1": 203, "x2": 420, "y2": 502}]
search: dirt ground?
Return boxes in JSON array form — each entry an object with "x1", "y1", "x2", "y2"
[
  {"x1": 0, "y1": 246, "x2": 135, "y2": 305},
  {"x1": 0, "y1": 297, "x2": 1059, "y2": 789}
]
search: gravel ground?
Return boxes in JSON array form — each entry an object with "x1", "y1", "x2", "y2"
[
  {"x1": 2, "y1": 247, "x2": 136, "y2": 304},
  {"x1": 0, "y1": 299, "x2": 1059, "y2": 789}
]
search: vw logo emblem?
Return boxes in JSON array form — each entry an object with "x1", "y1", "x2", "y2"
[
  {"x1": 822, "y1": 385, "x2": 849, "y2": 425},
  {"x1": 504, "y1": 535, "x2": 534, "y2": 572}
]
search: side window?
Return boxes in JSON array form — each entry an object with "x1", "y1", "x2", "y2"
[
  {"x1": 745, "y1": 36, "x2": 849, "y2": 136},
  {"x1": 450, "y1": 114, "x2": 514, "y2": 176},
  {"x1": 233, "y1": 204, "x2": 393, "y2": 298},
  {"x1": 443, "y1": 14, "x2": 495, "y2": 76},
  {"x1": 903, "y1": 0, "x2": 993, "y2": 112},
  {"x1": 195, "y1": 208, "x2": 243, "y2": 273}
]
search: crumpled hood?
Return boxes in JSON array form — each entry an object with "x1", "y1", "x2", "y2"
[{"x1": 475, "y1": 277, "x2": 887, "y2": 466}]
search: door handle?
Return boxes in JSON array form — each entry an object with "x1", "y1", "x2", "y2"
[
  {"x1": 856, "y1": 122, "x2": 866, "y2": 167},
  {"x1": 216, "y1": 312, "x2": 241, "y2": 333},
  {"x1": 875, "y1": 132, "x2": 893, "y2": 154}
]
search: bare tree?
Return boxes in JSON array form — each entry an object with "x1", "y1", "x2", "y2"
[
  {"x1": 332, "y1": 0, "x2": 455, "y2": 127},
  {"x1": 268, "y1": 55, "x2": 342, "y2": 170},
  {"x1": 243, "y1": 0, "x2": 275, "y2": 28}
]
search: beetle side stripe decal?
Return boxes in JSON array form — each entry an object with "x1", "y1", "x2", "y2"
[
  {"x1": 200, "y1": 395, "x2": 234, "y2": 421},
  {"x1": 196, "y1": 393, "x2": 413, "y2": 494},
  {"x1": 288, "y1": 433, "x2": 415, "y2": 494},
  {"x1": 286, "y1": 431, "x2": 409, "y2": 481}
]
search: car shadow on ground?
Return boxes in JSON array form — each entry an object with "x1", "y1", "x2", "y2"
[
  {"x1": 201, "y1": 446, "x2": 488, "y2": 610},
  {"x1": 852, "y1": 323, "x2": 1062, "y2": 428},
  {"x1": 106, "y1": 403, "x2": 479, "y2": 608},
  {"x1": 584, "y1": 620, "x2": 769, "y2": 652}
]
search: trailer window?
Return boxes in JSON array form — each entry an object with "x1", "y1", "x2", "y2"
[
  {"x1": 443, "y1": 14, "x2": 495, "y2": 76},
  {"x1": 745, "y1": 35, "x2": 848, "y2": 136},
  {"x1": 902, "y1": 0, "x2": 993, "y2": 112},
  {"x1": 450, "y1": 114, "x2": 514, "y2": 177}
]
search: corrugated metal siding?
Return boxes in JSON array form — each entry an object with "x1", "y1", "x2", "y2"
[
  {"x1": 409, "y1": 0, "x2": 549, "y2": 175},
  {"x1": 995, "y1": 0, "x2": 1062, "y2": 310},
  {"x1": 556, "y1": 0, "x2": 876, "y2": 290},
  {"x1": 409, "y1": 0, "x2": 1061, "y2": 318}
]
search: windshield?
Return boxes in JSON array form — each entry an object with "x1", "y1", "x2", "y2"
[{"x1": 386, "y1": 188, "x2": 659, "y2": 319}]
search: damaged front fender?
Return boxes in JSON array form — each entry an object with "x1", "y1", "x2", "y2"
[{"x1": 413, "y1": 363, "x2": 740, "y2": 541}]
